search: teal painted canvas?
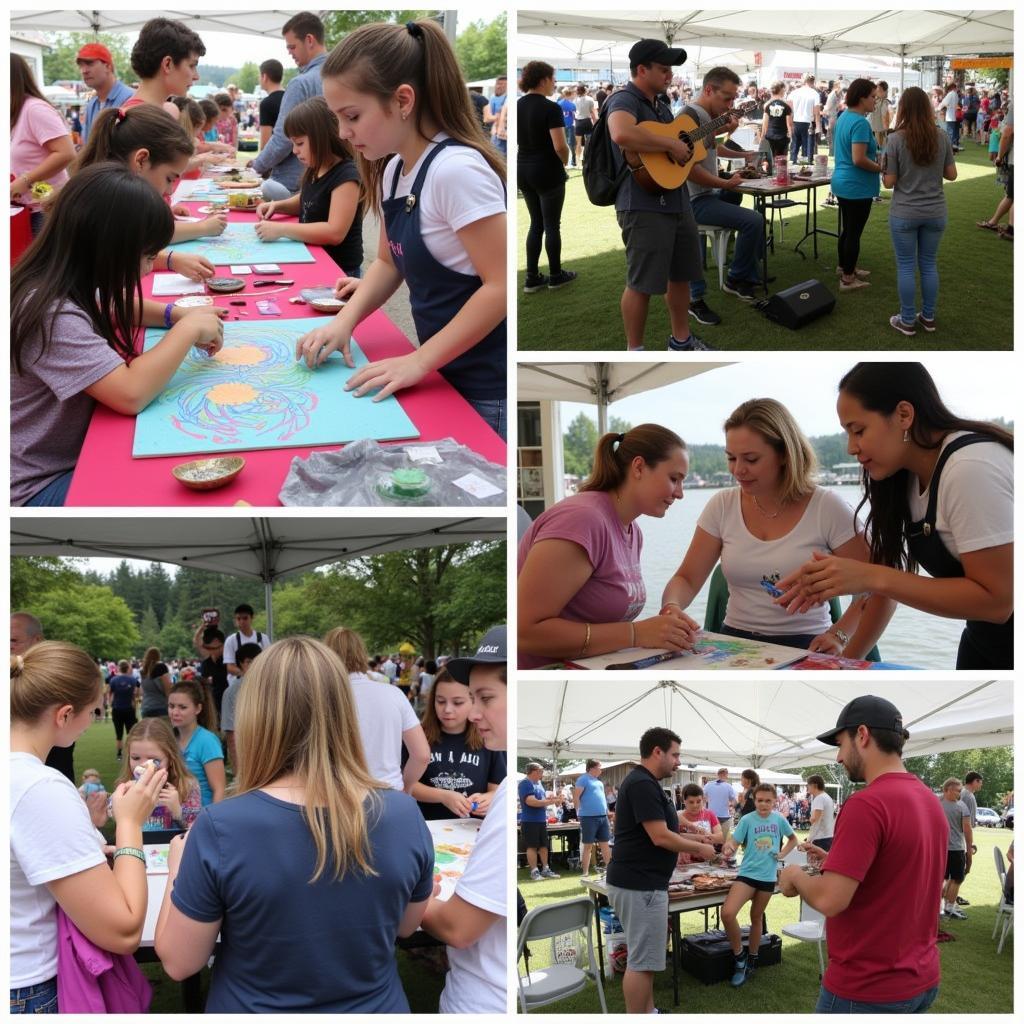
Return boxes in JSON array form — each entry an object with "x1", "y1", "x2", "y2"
[{"x1": 166, "y1": 223, "x2": 316, "y2": 265}]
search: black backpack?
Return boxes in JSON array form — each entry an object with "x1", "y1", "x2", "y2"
[{"x1": 582, "y1": 107, "x2": 629, "y2": 206}]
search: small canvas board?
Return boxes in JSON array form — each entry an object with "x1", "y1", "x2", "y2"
[
  {"x1": 145, "y1": 845, "x2": 170, "y2": 874},
  {"x1": 569, "y1": 631, "x2": 805, "y2": 671},
  {"x1": 426, "y1": 818, "x2": 481, "y2": 901},
  {"x1": 166, "y1": 223, "x2": 315, "y2": 266}
]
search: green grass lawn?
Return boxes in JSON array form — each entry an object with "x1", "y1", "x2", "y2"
[
  {"x1": 516, "y1": 141, "x2": 1012, "y2": 350},
  {"x1": 516, "y1": 826, "x2": 1014, "y2": 1013},
  {"x1": 73, "y1": 719, "x2": 446, "y2": 1013}
]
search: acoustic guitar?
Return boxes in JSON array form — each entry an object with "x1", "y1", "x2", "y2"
[{"x1": 622, "y1": 100, "x2": 759, "y2": 195}]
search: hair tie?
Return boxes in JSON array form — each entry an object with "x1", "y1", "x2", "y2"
[
  {"x1": 406, "y1": 20, "x2": 424, "y2": 39},
  {"x1": 115, "y1": 107, "x2": 128, "y2": 123},
  {"x1": 13, "y1": 654, "x2": 24, "y2": 672}
]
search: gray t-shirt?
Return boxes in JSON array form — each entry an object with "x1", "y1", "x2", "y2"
[
  {"x1": 940, "y1": 797, "x2": 969, "y2": 851},
  {"x1": 684, "y1": 103, "x2": 720, "y2": 202},
  {"x1": 884, "y1": 127, "x2": 955, "y2": 220},
  {"x1": 11, "y1": 301, "x2": 123, "y2": 504},
  {"x1": 605, "y1": 82, "x2": 690, "y2": 214},
  {"x1": 959, "y1": 787, "x2": 978, "y2": 827}
]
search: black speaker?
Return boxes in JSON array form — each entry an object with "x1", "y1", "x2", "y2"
[{"x1": 759, "y1": 278, "x2": 835, "y2": 329}]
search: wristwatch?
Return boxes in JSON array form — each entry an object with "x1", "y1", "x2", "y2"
[{"x1": 829, "y1": 627, "x2": 850, "y2": 648}]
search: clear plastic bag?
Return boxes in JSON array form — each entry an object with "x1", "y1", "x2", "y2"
[{"x1": 278, "y1": 436, "x2": 506, "y2": 507}]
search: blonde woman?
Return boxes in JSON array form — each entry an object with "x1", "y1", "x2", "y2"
[
  {"x1": 11, "y1": 642, "x2": 166, "y2": 1013},
  {"x1": 324, "y1": 626, "x2": 430, "y2": 793},
  {"x1": 154, "y1": 637, "x2": 434, "y2": 1012},
  {"x1": 662, "y1": 399, "x2": 893, "y2": 655}
]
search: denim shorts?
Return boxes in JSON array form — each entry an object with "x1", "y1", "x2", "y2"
[
  {"x1": 10, "y1": 978, "x2": 58, "y2": 1014},
  {"x1": 607, "y1": 884, "x2": 669, "y2": 972},
  {"x1": 580, "y1": 814, "x2": 611, "y2": 844}
]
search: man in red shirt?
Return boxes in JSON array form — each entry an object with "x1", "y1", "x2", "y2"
[{"x1": 778, "y1": 695, "x2": 947, "y2": 1013}]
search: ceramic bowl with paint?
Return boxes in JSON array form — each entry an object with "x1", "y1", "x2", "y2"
[
  {"x1": 172, "y1": 456, "x2": 245, "y2": 490},
  {"x1": 207, "y1": 277, "x2": 246, "y2": 294},
  {"x1": 173, "y1": 295, "x2": 215, "y2": 309},
  {"x1": 376, "y1": 467, "x2": 432, "y2": 503}
]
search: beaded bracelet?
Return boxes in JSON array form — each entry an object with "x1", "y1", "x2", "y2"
[
  {"x1": 113, "y1": 846, "x2": 146, "y2": 865},
  {"x1": 166, "y1": 250, "x2": 174, "y2": 272},
  {"x1": 164, "y1": 302, "x2": 175, "y2": 329}
]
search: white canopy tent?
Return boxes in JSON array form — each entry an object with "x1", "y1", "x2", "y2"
[
  {"x1": 517, "y1": 679, "x2": 1012, "y2": 772},
  {"x1": 559, "y1": 759, "x2": 805, "y2": 785},
  {"x1": 518, "y1": 361, "x2": 729, "y2": 435},
  {"x1": 11, "y1": 516, "x2": 504, "y2": 636}
]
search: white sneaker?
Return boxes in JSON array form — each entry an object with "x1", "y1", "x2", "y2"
[
  {"x1": 529, "y1": 868, "x2": 542, "y2": 881},
  {"x1": 540, "y1": 866, "x2": 561, "y2": 879}
]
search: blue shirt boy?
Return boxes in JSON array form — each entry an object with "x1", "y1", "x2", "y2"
[{"x1": 732, "y1": 809, "x2": 795, "y2": 883}]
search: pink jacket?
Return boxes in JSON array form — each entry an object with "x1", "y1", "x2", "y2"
[{"x1": 56, "y1": 908, "x2": 152, "y2": 1013}]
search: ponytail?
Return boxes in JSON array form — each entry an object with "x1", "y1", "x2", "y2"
[
  {"x1": 579, "y1": 424, "x2": 686, "y2": 493},
  {"x1": 11, "y1": 641, "x2": 101, "y2": 723},
  {"x1": 75, "y1": 105, "x2": 194, "y2": 175},
  {"x1": 170, "y1": 680, "x2": 218, "y2": 732}
]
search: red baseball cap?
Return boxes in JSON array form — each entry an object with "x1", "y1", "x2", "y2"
[{"x1": 76, "y1": 43, "x2": 114, "y2": 67}]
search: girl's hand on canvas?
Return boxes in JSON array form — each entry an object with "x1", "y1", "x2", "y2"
[
  {"x1": 256, "y1": 201, "x2": 277, "y2": 220},
  {"x1": 200, "y1": 213, "x2": 228, "y2": 236},
  {"x1": 344, "y1": 351, "x2": 429, "y2": 401},
  {"x1": 659, "y1": 602, "x2": 700, "y2": 633},
  {"x1": 171, "y1": 203, "x2": 192, "y2": 218},
  {"x1": 440, "y1": 790, "x2": 474, "y2": 818},
  {"x1": 186, "y1": 311, "x2": 225, "y2": 356},
  {"x1": 634, "y1": 614, "x2": 698, "y2": 652},
  {"x1": 468, "y1": 792, "x2": 493, "y2": 816},
  {"x1": 254, "y1": 219, "x2": 284, "y2": 242},
  {"x1": 295, "y1": 323, "x2": 353, "y2": 368},
  {"x1": 172, "y1": 253, "x2": 216, "y2": 282},
  {"x1": 808, "y1": 630, "x2": 844, "y2": 655},
  {"x1": 333, "y1": 276, "x2": 361, "y2": 300}
]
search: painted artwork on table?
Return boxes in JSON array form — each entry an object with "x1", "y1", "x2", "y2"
[
  {"x1": 568, "y1": 632, "x2": 805, "y2": 671},
  {"x1": 426, "y1": 818, "x2": 481, "y2": 902},
  {"x1": 145, "y1": 845, "x2": 170, "y2": 874},
  {"x1": 166, "y1": 223, "x2": 316, "y2": 265},
  {"x1": 132, "y1": 318, "x2": 419, "y2": 457}
]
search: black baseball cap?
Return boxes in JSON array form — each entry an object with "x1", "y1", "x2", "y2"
[
  {"x1": 816, "y1": 695, "x2": 908, "y2": 746},
  {"x1": 445, "y1": 625, "x2": 506, "y2": 684},
  {"x1": 629, "y1": 39, "x2": 688, "y2": 67}
]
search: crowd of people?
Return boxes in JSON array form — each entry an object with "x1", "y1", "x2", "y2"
[
  {"x1": 11, "y1": 14, "x2": 509, "y2": 511},
  {"x1": 518, "y1": 361, "x2": 1014, "y2": 671},
  {"x1": 10, "y1": 607, "x2": 510, "y2": 1014},
  {"x1": 516, "y1": 40, "x2": 1012, "y2": 347},
  {"x1": 519, "y1": 697, "x2": 1008, "y2": 1013}
]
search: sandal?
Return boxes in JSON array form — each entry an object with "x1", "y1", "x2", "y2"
[
  {"x1": 998, "y1": 227, "x2": 1014, "y2": 240},
  {"x1": 977, "y1": 220, "x2": 1000, "y2": 231}
]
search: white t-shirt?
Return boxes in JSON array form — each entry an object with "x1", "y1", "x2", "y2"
[
  {"x1": 348, "y1": 672, "x2": 420, "y2": 790},
  {"x1": 223, "y1": 628, "x2": 272, "y2": 686},
  {"x1": 697, "y1": 487, "x2": 859, "y2": 635},
  {"x1": 383, "y1": 133, "x2": 506, "y2": 277},
  {"x1": 440, "y1": 777, "x2": 508, "y2": 1014},
  {"x1": 10, "y1": 752, "x2": 107, "y2": 987},
  {"x1": 791, "y1": 85, "x2": 821, "y2": 124},
  {"x1": 907, "y1": 431, "x2": 1014, "y2": 561},
  {"x1": 808, "y1": 791, "x2": 836, "y2": 842},
  {"x1": 939, "y1": 90, "x2": 959, "y2": 122},
  {"x1": 382, "y1": 660, "x2": 398, "y2": 680}
]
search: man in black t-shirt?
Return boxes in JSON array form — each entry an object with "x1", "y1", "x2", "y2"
[
  {"x1": 198, "y1": 627, "x2": 229, "y2": 720},
  {"x1": 258, "y1": 59, "x2": 285, "y2": 151},
  {"x1": 469, "y1": 87, "x2": 489, "y2": 131},
  {"x1": 607, "y1": 727, "x2": 716, "y2": 1013}
]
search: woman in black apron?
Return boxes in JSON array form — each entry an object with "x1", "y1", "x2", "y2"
[
  {"x1": 778, "y1": 363, "x2": 1013, "y2": 669},
  {"x1": 295, "y1": 19, "x2": 507, "y2": 439}
]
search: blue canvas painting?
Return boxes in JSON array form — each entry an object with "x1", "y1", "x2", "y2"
[
  {"x1": 166, "y1": 223, "x2": 316, "y2": 265},
  {"x1": 132, "y1": 318, "x2": 420, "y2": 457}
]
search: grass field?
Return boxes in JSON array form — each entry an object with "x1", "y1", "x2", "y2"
[
  {"x1": 515, "y1": 826, "x2": 1014, "y2": 1013},
  {"x1": 73, "y1": 719, "x2": 446, "y2": 1013},
  {"x1": 516, "y1": 141, "x2": 1012, "y2": 350}
]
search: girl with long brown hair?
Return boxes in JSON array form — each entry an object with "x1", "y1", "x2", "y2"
[
  {"x1": 295, "y1": 19, "x2": 507, "y2": 439},
  {"x1": 167, "y1": 680, "x2": 224, "y2": 805},
  {"x1": 518, "y1": 424, "x2": 700, "y2": 667},
  {"x1": 255, "y1": 97, "x2": 364, "y2": 276},
  {"x1": 154, "y1": 637, "x2": 434, "y2": 1012},
  {"x1": 881, "y1": 86, "x2": 958, "y2": 336}
]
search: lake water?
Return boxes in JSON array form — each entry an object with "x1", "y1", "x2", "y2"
[{"x1": 638, "y1": 485, "x2": 964, "y2": 669}]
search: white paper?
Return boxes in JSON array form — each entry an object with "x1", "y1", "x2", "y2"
[
  {"x1": 229, "y1": 265, "x2": 253, "y2": 275},
  {"x1": 406, "y1": 446, "x2": 443, "y2": 464},
  {"x1": 252, "y1": 263, "x2": 281, "y2": 273},
  {"x1": 151, "y1": 274, "x2": 206, "y2": 296},
  {"x1": 452, "y1": 473, "x2": 503, "y2": 499},
  {"x1": 171, "y1": 178, "x2": 214, "y2": 202}
]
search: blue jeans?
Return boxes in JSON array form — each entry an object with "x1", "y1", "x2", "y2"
[
  {"x1": 815, "y1": 985, "x2": 938, "y2": 1014},
  {"x1": 689, "y1": 190, "x2": 764, "y2": 297},
  {"x1": 466, "y1": 397, "x2": 506, "y2": 441},
  {"x1": 791, "y1": 121, "x2": 813, "y2": 161},
  {"x1": 944, "y1": 121, "x2": 960, "y2": 148},
  {"x1": 493, "y1": 137, "x2": 507, "y2": 157},
  {"x1": 10, "y1": 978, "x2": 58, "y2": 1013},
  {"x1": 259, "y1": 177, "x2": 298, "y2": 201},
  {"x1": 889, "y1": 215, "x2": 947, "y2": 323},
  {"x1": 24, "y1": 470, "x2": 74, "y2": 506},
  {"x1": 564, "y1": 124, "x2": 576, "y2": 164}
]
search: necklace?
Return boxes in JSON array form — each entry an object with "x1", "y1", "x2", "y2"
[{"x1": 752, "y1": 494, "x2": 784, "y2": 519}]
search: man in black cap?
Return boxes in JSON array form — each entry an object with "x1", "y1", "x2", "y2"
[
  {"x1": 778, "y1": 695, "x2": 947, "y2": 1014},
  {"x1": 605, "y1": 40, "x2": 708, "y2": 352}
]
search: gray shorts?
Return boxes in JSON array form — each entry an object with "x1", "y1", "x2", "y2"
[
  {"x1": 617, "y1": 208, "x2": 702, "y2": 295},
  {"x1": 606, "y1": 884, "x2": 668, "y2": 972}
]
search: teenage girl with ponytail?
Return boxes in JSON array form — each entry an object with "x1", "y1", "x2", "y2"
[
  {"x1": 294, "y1": 19, "x2": 507, "y2": 439},
  {"x1": 10, "y1": 642, "x2": 167, "y2": 1013},
  {"x1": 517, "y1": 424, "x2": 700, "y2": 668}
]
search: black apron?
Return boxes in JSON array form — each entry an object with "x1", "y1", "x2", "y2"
[{"x1": 907, "y1": 433, "x2": 1013, "y2": 669}]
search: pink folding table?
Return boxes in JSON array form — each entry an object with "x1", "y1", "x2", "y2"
[{"x1": 66, "y1": 199, "x2": 505, "y2": 506}]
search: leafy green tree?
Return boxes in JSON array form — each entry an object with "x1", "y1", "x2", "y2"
[
  {"x1": 453, "y1": 13, "x2": 507, "y2": 81},
  {"x1": 34, "y1": 583, "x2": 139, "y2": 659},
  {"x1": 562, "y1": 413, "x2": 598, "y2": 478},
  {"x1": 904, "y1": 746, "x2": 1014, "y2": 810},
  {"x1": 43, "y1": 32, "x2": 131, "y2": 85},
  {"x1": 322, "y1": 10, "x2": 432, "y2": 48},
  {"x1": 12, "y1": 557, "x2": 84, "y2": 609},
  {"x1": 157, "y1": 618, "x2": 194, "y2": 661},
  {"x1": 235, "y1": 61, "x2": 260, "y2": 94},
  {"x1": 268, "y1": 579, "x2": 344, "y2": 639},
  {"x1": 138, "y1": 605, "x2": 161, "y2": 653}
]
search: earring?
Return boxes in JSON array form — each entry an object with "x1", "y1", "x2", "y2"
[{"x1": 903, "y1": 429, "x2": 909, "y2": 443}]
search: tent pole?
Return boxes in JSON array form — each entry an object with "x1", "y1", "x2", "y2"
[
  {"x1": 596, "y1": 364, "x2": 608, "y2": 436},
  {"x1": 899, "y1": 45, "x2": 906, "y2": 96},
  {"x1": 265, "y1": 579, "x2": 273, "y2": 637}
]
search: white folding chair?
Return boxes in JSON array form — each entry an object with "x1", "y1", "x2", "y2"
[
  {"x1": 517, "y1": 896, "x2": 607, "y2": 1013},
  {"x1": 696, "y1": 224, "x2": 735, "y2": 291},
  {"x1": 993, "y1": 846, "x2": 1014, "y2": 953},
  {"x1": 781, "y1": 897, "x2": 827, "y2": 978}
]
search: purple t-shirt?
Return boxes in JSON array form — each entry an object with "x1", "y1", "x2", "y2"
[
  {"x1": 517, "y1": 491, "x2": 645, "y2": 668},
  {"x1": 11, "y1": 300, "x2": 124, "y2": 504}
]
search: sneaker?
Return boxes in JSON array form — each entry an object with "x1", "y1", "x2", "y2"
[
  {"x1": 946, "y1": 906, "x2": 968, "y2": 920},
  {"x1": 540, "y1": 866, "x2": 561, "y2": 879},
  {"x1": 689, "y1": 299, "x2": 722, "y2": 325},
  {"x1": 547, "y1": 269, "x2": 578, "y2": 290},
  {"x1": 722, "y1": 278, "x2": 757, "y2": 301},
  {"x1": 116, "y1": 751, "x2": 122, "y2": 760},
  {"x1": 730, "y1": 955, "x2": 749, "y2": 987},
  {"x1": 873, "y1": 195, "x2": 886, "y2": 203},
  {"x1": 823, "y1": 195, "x2": 838, "y2": 207},
  {"x1": 889, "y1": 314, "x2": 916, "y2": 337},
  {"x1": 668, "y1": 333, "x2": 715, "y2": 351},
  {"x1": 839, "y1": 276, "x2": 870, "y2": 292},
  {"x1": 529, "y1": 868, "x2": 542, "y2": 881},
  {"x1": 917, "y1": 314, "x2": 937, "y2": 333},
  {"x1": 956, "y1": 896, "x2": 970, "y2": 906},
  {"x1": 523, "y1": 274, "x2": 548, "y2": 294}
]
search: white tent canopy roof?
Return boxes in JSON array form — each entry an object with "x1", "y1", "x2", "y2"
[
  {"x1": 560, "y1": 759, "x2": 805, "y2": 784},
  {"x1": 10, "y1": 10, "x2": 312, "y2": 38},
  {"x1": 517, "y1": 9, "x2": 1013, "y2": 60},
  {"x1": 518, "y1": 679, "x2": 1012, "y2": 771},
  {"x1": 518, "y1": 361, "x2": 729, "y2": 406}
]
